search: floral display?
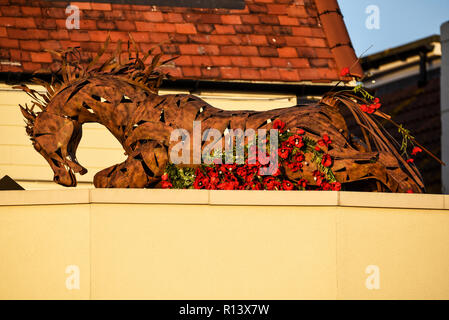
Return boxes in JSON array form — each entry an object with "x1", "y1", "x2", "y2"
[
  {"x1": 162, "y1": 120, "x2": 342, "y2": 191},
  {"x1": 160, "y1": 67, "x2": 443, "y2": 192}
]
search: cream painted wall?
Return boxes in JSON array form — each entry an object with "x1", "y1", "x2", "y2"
[
  {"x1": 0, "y1": 189, "x2": 448, "y2": 300},
  {"x1": 0, "y1": 83, "x2": 296, "y2": 190},
  {"x1": 90, "y1": 204, "x2": 337, "y2": 300},
  {"x1": 0, "y1": 204, "x2": 90, "y2": 299}
]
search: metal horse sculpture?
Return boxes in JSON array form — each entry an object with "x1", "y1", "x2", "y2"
[{"x1": 18, "y1": 41, "x2": 424, "y2": 192}]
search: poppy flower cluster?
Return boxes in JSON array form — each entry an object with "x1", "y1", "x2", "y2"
[
  {"x1": 360, "y1": 98, "x2": 381, "y2": 114},
  {"x1": 188, "y1": 159, "x2": 298, "y2": 191},
  {"x1": 315, "y1": 134, "x2": 331, "y2": 151},
  {"x1": 162, "y1": 120, "x2": 340, "y2": 191},
  {"x1": 406, "y1": 146, "x2": 422, "y2": 164},
  {"x1": 277, "y1": 129, "x2": 338, "y2": 190},
  {"x1": 273, "y1": 119, "x2": 286, "y2": 132},
  {"x1": 279, "y1": 129, "x2": 307, "y2": 172},
  {"x1": 313, "y1": 171, "x2": 342, "y2": 191},
  {"x1": 160, "y1": 173, "x2": 172, "y2": 189}
]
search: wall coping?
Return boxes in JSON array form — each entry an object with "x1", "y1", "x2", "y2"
[{"x1": 0, "y1": 189, "x2": 448, "y2": 210}]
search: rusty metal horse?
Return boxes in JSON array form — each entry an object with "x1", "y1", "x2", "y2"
[{"x1": 17, "y1": 40, "x2": 425, "y2": 192}]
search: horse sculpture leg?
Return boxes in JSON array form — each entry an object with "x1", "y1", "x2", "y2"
[
  {"x1": 94, "y1": 163, "x2": 121, "y2": 188},
  {"x1": 94, "y1": 141, "x2": 169, "y2": 188},
  {"x1": 93, "y1": 158, "x2": 145, "y2": 188},
  {"x1": 327, "y1": 150, "x2": 421, "y2": 192}
]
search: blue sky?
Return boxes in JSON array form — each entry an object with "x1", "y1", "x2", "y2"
[{"x1": 338, "y1": 0, "x2": 449, "y2": 57}]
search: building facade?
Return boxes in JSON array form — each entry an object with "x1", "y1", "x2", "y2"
[{"x1": 0, "y1": 0, "x2": 361, "y2": 189}]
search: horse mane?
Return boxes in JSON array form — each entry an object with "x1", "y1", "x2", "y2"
[{"x1": 16, "y1": 35, "x2": 175, "y2": 137}]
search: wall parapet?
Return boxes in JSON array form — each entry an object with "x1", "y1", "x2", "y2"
[{"x1": 0, "y1": 189, "x2": 448, "y2": 210}]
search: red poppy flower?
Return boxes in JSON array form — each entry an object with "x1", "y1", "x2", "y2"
[
  {"x1": 406, "y1": 158, "x2": 414, "y2": 164},
  {"x1": 321, "y1": 182, "x2": 332, "y2": 190},
  {"x1": 363, "y1": 104, "x2": 376, "y2": 114},
  {"x1": 371, "y1": 98, "x2": 381, "y2": 108},
  {"x1": 287, "y1": 161, "x2": 302, "y2": 172},
  {"x1": 411, "y1": 146, "x2": 422, "y2": 156},
  {"x1": 209, "y1": 175, "x2": 220, "y2": 188},
  {"x1": 288, "y1": 134, "x2": 304, "y2": 149},
  {"x1": 264, "y1": 177, "x2": 280, "y2": 190},
  {"x1": 372, "y1": 102, "x2": 381, "y2": 110},
  {"x1": 313, "y1": 171, "x2": 325, "y2": 186},
  {"x1": 278, "y1": 147, "x2": 292, "y2": 159},
  {"x1": 273, "y1": 119, "x2": 286, "y2": 132},
  {"x1": 236, "y1": 166, "x2": 248, "y2": 178},
  {"x1": 208, "y1": 168, "x2": 219, "y2": 177},
  {"x1": 282, "y1": 180, "x2": 295, "y2": 190},
  {"x1": 218, "y1": 181, "x2": 237, "y2": 190},
  {"x1": 315, "y1": 145, "x2": 321, "y2": 151},
  {"x1": 243, "y1": 174, "x2": 253, "y2": 183},
  {"x1": 282, "y1": 140, "x2": 293, "y2": 149},
  {"x1": 322, "y1": 134, "x2": 331, "y2": 145},
  {"x1": 340, "y1": 67, "x2": 350, "y2": 77},
  {"x1": 317, "y1": 134, "x2": 332, "y2": 148},
  {"x1": 297, "y1": 179, "x2": 308, "y2": 189},
  {"x1": 161, "y1": 181, "x2": 172, "y2": 189},
  {"x1": 294, "y1": 153, "x2": 305, "y2": 163},
  {"x1": 360, "y1": 100, "x2": 381, "y2": 114},
  {"x1": 221, "y1": 163, "x2": 237, "y2": 172},
  {"x1": 331, "y1": 182, "x2": 341, "y2": 191},
  {"x1": 193, "y1": 176, "x2": 209, "y2": 189},
  {"x1": 321, "y1": 154, "x2": 332, "y2": 167},
  {"x1": 161, "y1": 173, "x2": 169, "y2": 181},
  {"x1": 360, "y1": 104, "x2": 371, "y2": 113}
]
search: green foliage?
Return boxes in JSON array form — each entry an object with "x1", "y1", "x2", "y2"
[
  {"x1": 311, "y1": 149, "x2": 337, "y2": 183},
  {"x1": 397, "y1": 124, "x2": 414, "y2": 156},
  {"x1": 353, "y1": 84, "x2": 374, "y2": 101},
  {"x1": 164, "y1": 163, "x2": 196, "y2": 189}
]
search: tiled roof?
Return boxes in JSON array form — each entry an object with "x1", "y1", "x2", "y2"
[{"x1": 0, "y1": 0, "x2": 361, "y2": 83}]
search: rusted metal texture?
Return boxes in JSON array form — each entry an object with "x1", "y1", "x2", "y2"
[{"x1": 17, "y1": 40, "x2": 424, "y2": 192}]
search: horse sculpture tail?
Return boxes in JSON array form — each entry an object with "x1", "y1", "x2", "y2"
[{"x1": 321, "y1": 90, "x2": 425, "y2": 193}]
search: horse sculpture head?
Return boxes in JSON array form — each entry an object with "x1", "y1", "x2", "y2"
[
  {"x1": 19, "y1": 99, "x2": 87, "y2": 187},
  {"x1": 16, "y1": 39, "x2": 170, "y2": 187}
]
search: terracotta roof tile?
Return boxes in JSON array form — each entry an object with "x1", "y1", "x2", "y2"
[{"x1": 0, "y1": 0, "x2": 361, "y2": 83}]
